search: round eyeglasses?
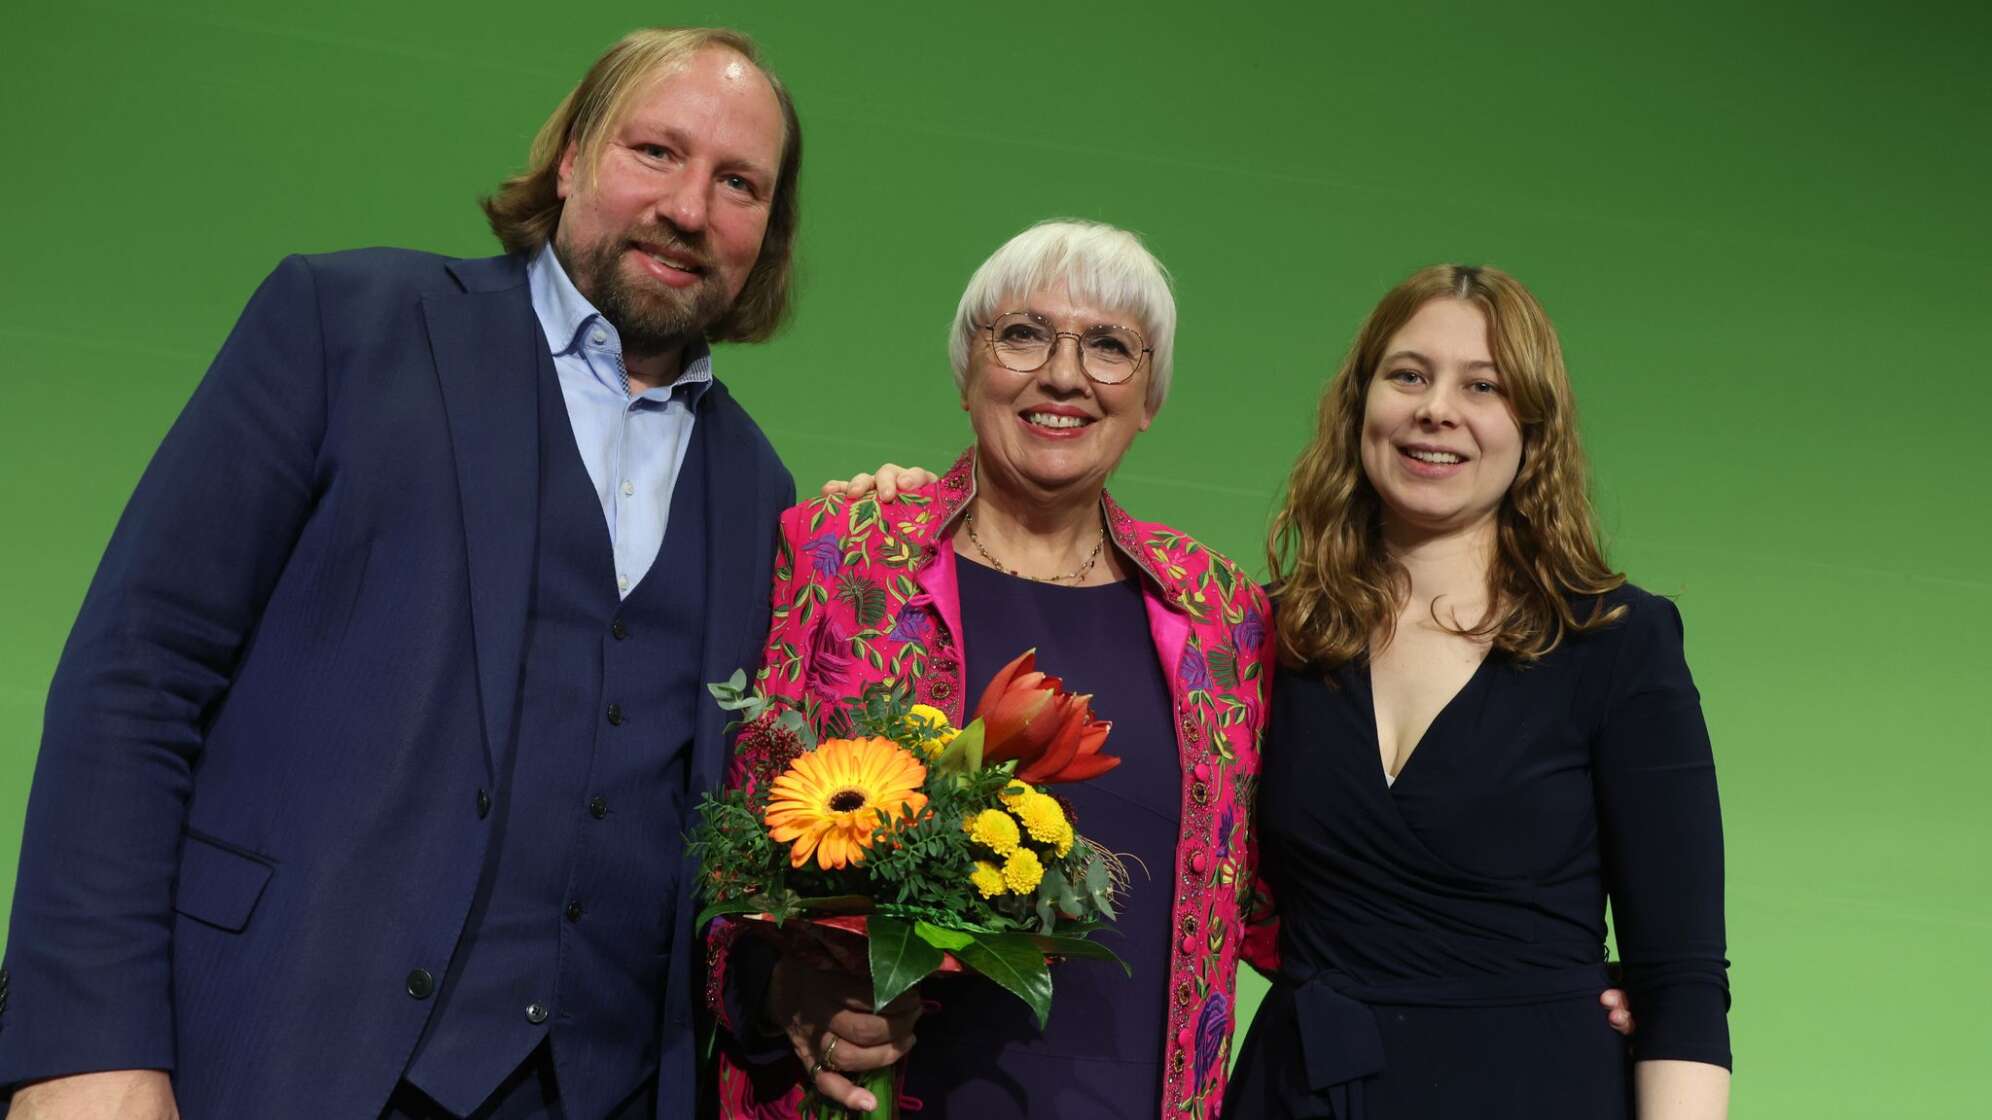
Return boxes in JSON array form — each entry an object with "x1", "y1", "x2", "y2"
[{"x1": 983, "y1": 311, "x2": 1150, "y2": 385}]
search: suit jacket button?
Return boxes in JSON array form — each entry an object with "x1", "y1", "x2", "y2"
[
  {"x1": 565, "y1": 901, "x2": 584, "y2": 922},
  {"x1": 606, "y1": 703, "x2": 624, "y2": 726},
  {"x1": 406, "y1": 969, "x2": 436, "y2": 999},
  {"x1": 588, "y1": 796, "x2": 609, "y2": 819},
  {"x1": 476, "y1": 789, "x2": 492, "y2": 819},
  {"x1": 525, "y1": 1002, "x2": 550, "y2": 1024},
  {"x1": 611, "y1": 618, "x2": 629, "y2": 640}
]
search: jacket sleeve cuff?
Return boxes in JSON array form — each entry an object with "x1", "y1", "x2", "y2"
[
  {"x1": 719, "y1": 935, "x2": 793, "y2": 1066},
  {"x1": 0, "y1": 957, "x2": 176, "y2": 1091},
  {"x1": 1628, "y1": 980, "x2": 1732, "y2": 1070}
]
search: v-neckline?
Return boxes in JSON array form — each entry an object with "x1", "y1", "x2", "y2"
[{"x1": 1362, "y1": 650, "x2": 1494, "y2": 792}]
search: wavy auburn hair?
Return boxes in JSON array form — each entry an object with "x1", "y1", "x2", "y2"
[
  {"x1": 481, "y1": 27, "x2": 803, "y2": 343},
  {"x1": 1269, "y1": 264, "x2": 1625, "y2": 669}
]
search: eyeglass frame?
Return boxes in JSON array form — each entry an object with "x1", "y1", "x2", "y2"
[{"x1": 979, "y1": 310, "x2": 1153, "y2": 385}]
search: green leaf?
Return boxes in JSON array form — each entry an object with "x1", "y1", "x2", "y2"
[
  {"x1": 776, "y1": 709, "x2": 817, "y2": 749},
  {"x1": 1083, "y1": 854, "x2": 1117, "y2": 921},
  {"x1": 693, "y1": 896, "x2": 766, "y2": 930},
  {"x1": 867, "y1": 915, "x2": 945, "y2": 1011},
  {"x1": 911, "y1": 921, "x2": 975, "y2": 952},
  {"x1": 1207, "y1": 646, "x2": 1239, "y2": 688},
  {"x1": 1034, "y1": 889, "x2": 1058, "y2": 933},
  {"x1": 836, "y1": 574, "x2": 890, "y2": 628},
  {"x1": 706, "y1": 669, "x2": 752, "y2": 707},
  {"x1": 1022, "y1": 932, "x2": 1131, "y2": 976},
  {"x1": 959, "y1": 931, "x2": 1055, "y2": 1029},
  {"x1": 1210, "y1": 560, "x2": 1237, "y2": 595},
  {"x1": 934, "y1": 720, "x2": 985, "y2": 775},
  {"x1": 793, "y1": 893, "x2": 874, "y2": 913},
  {"x1": 1051, "y1": 868, "x2": 1085, "y2": 918}
]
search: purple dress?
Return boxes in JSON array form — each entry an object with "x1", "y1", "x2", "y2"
[{"x1": 898, "y1": 556, "x2": 1180, "y2": 1117}]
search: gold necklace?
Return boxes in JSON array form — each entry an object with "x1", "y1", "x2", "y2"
[{"x1": 962, "y1": 509, "x2": 1105, "y2": 584}]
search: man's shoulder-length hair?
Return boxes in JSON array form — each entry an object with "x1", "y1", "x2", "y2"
[{"x1": 482, "y1": 27, "x2": 803, "y2": 343}]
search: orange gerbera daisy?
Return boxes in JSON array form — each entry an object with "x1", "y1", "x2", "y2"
[{"x1": 763, "y1": 736, "x2": 929, "y2": 870}]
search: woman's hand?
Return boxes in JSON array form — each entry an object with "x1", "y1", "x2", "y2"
[
  {"x1": 820, "y1": 464, "x2": 936, "y2": 503},
  {"x1": 767, "y1": 952, "x2": 921, "y2": 1111},
  {"x1": 1603, "y1": 986, "x2": 1637, "y2": 1035}
]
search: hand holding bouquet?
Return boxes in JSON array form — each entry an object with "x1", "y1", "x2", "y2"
[{"x1": 695, "y1": 651, "x2": 1130, "y2": 1118}]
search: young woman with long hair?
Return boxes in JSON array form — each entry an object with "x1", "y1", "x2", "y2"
[{"x1": 1226, "y1": 265, "x2": 1731, "y2": 1118}]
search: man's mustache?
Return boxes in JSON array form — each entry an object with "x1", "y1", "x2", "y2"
[{"x1": 625, "y1": 224, "x2": 713, "y2": 275}]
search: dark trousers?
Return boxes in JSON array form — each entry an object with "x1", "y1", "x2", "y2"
[{"x1": 382, "y1": 1043, "x2": 658, "y2": 1120}]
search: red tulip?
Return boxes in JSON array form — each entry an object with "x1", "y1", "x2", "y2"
[{"x1": 974, "y1": 650, "x2": 1121, "y2": 785}]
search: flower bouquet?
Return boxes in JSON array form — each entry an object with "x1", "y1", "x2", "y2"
[{"x1": 694, "y1": 650, "x2": 1131, "y2": 1119}]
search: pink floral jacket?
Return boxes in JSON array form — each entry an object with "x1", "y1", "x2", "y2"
[{"x1": 707, "y1": 449, "x2": 1276, "y2": 1119}]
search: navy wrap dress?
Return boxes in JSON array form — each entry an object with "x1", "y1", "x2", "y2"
[{"x1": 1226, "y1": 586, "x2": 1730, "y2": 1118}]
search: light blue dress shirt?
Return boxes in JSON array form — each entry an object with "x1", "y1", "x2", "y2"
[{"x1": 527, "y1": 244, "x2": 713, "y2": 599}]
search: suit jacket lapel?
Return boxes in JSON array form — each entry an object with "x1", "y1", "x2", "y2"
[
  {"x1": 425, "y1": 257, "x2": 542, "y2": 779},
  {"x1": 690, "y1": 384, "x2": 767, "y2": 797}
]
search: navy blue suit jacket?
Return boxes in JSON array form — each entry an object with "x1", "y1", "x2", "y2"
[{"x1": 0, "y1": 250, "x2": 794, "y2": 1118}]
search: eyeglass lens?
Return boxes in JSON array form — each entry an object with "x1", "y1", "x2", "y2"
[{"x1": 989, "y1": 312, "x2": 1143, "y2": 383}]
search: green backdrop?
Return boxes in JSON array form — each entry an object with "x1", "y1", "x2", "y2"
[{"x1": 4, "y1": 2, "x2": 1987, "y2": 1114}]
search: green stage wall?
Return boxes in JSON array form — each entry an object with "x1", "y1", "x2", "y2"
[{"x1": 4, "y1": 2, "x2": 1987, "y2": 1114}]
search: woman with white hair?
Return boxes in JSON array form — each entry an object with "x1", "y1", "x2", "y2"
[{"x1": 705, "y1": 220, "x2": 1277, "y2": 1118}]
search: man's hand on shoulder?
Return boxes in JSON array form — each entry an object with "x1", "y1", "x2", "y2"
[
  {"x1": 10, "y1": 1070, "x2": 179, "y2": 1120},
  {"x1": 819, "y1": 463, "x2": 935, "y2": 503}
]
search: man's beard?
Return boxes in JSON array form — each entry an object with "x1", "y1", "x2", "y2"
[{"x1": 558, "y1": 226, "x2": 731, "y2": 357}]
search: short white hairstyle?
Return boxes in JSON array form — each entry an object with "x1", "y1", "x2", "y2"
[{"x1": 948, "y1": 219, "x2": 1177, "y2": 415}]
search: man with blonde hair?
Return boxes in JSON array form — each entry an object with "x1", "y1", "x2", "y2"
[{"x1": 1, "y1": 27, "x2": 799, "y2": 1120}]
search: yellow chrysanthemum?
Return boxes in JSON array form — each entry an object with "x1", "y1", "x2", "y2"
[
  {"x1": 764, "y1": 737, "x2": 929, "y2": 870},
  {"x1": 1002, "y1": 848, "x2": 1044, "y2": 894},
  {"x1": 965, "y1": 808, "x2": 1021, "y2": 855},
  {"x1": 906, "y1": 704, "x2": 958, "y2": 757},
  {"x1": 970, "y1": 860, "x2": 1008, "y2": 898},
  {"x1": 1012, "y1": 792, "x2": 1067, "y2": 844}
]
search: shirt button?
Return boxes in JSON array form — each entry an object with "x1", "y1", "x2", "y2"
[
  {"x1": 617, "y1": 575, "x2": 630, "y2": 593},
  {"x1": 565, "y1": 901, "x2": 584, "y2": 922},
  {"x1": 475, "y1": 789, "x2": 491, "y2": 819},
  {"x1": 590, "y1": 329, "x2": 607, "y2": 345},
  {"x1": 606, "y1": 704, "x2": 624, "y2": 726},
  {"x1": 525, "y1": 1002, "x2": 550, "y2": 1024},
  {"x1": 621, "y1": 480, "x2": 635, "y2": 497},
  {"x1": 406, "y1": 969, "x2": 436, "y2": 1000},
  {"x1": 610, "y1": 618, "x2": 629, "y2": 641},
  {"x1": 588, "y1": 796, "x2": 609, "y2": 819}
]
